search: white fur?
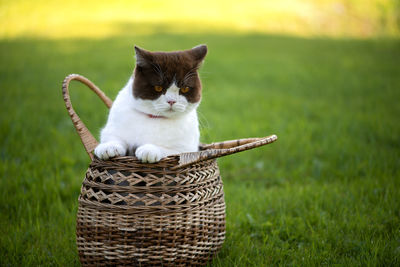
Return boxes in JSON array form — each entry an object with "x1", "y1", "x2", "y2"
[{"x1": 94, "y1": 77, "x2": 200, "y2": 163}]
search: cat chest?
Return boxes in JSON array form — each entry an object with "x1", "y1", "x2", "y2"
[{"x1": 117, "y1": 114, "x2": 198, "y2": 145}]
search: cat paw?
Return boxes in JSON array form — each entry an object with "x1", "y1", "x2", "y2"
[
  {"x1": 135, "y1": 144, "x2": 163, "y2": 163},
  {"x1": 94, "y1": 141, "x2": 126, "y2": 160}
]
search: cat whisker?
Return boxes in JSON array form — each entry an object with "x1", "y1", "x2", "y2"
[
  {"x1": 173, "y1": 106, "x2": 185, "y2": 112},
  {"x1": 197, "y1": 110, "x2": 210, "y2": 132},
  {"x1": 183, "y1": 72, "x2": 197, "y2": 84},
  {"x1": 154, "y1": 105, "x2": 171, "y2": 114},
  {"x1": 183, "y1": 67, "x2": 200, "y2": 82},
  {"x1": 151, "y1": 62, "x2": 164, "y2": 82},
  {"x1": 154, "y1": 104, "x2": 169, "y2": 110},
  {"x1": 173, "y1": 103, "x2": 185, "y2": 109}
]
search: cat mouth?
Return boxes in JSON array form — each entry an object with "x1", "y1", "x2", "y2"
[
  {"x1": 153, "y1": 105, "x2": 185, "y2": 116},
  {"x1": 160, "y1": 107, "x2": 179, "y2": 113}
]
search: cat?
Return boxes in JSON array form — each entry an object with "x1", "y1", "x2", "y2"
[{"x1": 94, "y1": 45, "x2": 207, "y2": 163}]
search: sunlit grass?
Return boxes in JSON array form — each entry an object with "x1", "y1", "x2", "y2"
[{"x1": 1, "y1": 0, "x2": 399, "y2": 39}]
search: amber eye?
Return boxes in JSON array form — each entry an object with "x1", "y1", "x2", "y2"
[
  {"x1": 154, "y1": 86, "x2": 163, "y2": 92},
  {"x1": 181, "y1": 87, "x2": 190, "y2": 93}
]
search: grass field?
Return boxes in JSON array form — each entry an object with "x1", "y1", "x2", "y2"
[
  {"x1": 1, "y1": 17, "x2": 400, "y2": 267},
  {"x1": 1, "y1": 31, "x2": 399, "y2": 266}
]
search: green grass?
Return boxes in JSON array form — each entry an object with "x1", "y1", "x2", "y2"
[{"x1": 1, "y1": 30, "x2": 400, "y2": 266}]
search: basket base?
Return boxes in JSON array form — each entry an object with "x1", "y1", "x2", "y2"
[{"x1": 76, "y1": 201, "x2": 225, "y2": 266}]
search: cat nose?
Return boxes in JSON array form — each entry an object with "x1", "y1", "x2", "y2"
[{"x1": 167, "y1": 100, "x2": 176, "y2": 106}]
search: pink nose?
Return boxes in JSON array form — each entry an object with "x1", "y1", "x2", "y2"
[{"x1": 167, "y1": 100, "x2": 176, "y2": 106}]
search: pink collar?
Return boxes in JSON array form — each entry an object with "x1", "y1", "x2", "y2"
[
  {"x1": 137, "y1": 110, "x2": 167, "y2": 119},
  {"x1": 147, "y1": 113, "x2": 166, "y2": 119}
]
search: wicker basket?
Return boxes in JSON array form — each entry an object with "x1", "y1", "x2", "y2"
[{"x1": 62, "y1": 74, "x2": 277, "y2": 266}]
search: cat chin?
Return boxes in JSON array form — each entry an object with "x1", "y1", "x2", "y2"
[
  {"x1": 151, "y1": 109, "x2": 190, "y2": 119},
  {"x1": 132, "y1": 106, "x2": 187, "y2": 119},
  {"x1": 161, "y1": 110, "x2": 187, "y2": 119},
  {"x1": 132, "y1": 100, "x2": 197, "y2": 119},
  {"x1": 159, "y1": 105, "x2": 199, "y2": 118}
]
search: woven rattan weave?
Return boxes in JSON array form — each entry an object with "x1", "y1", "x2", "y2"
[{"x1": 62, "y1": 74, "x2": 277, "y2": 266}]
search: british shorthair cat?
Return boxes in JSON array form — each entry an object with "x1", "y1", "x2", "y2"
[{"x1": 94, "y1": 45, "x2": 207, "y2": 163}]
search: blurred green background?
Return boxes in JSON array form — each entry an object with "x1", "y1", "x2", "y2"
[{"x1": 1, "y1": 0, "x2": 400, "y2": 266}]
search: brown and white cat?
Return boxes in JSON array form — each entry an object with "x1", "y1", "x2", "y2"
[{"x1": 94, "y1": 45, "x2": 207, "y2": 162}]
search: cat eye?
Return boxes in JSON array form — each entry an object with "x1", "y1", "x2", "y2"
[
  {"x1": 154, "y1": 86, "x2": 163, "y2": 92},
  {"x1": 181, "y1": 87, "x2": 190, "y2": 93}
]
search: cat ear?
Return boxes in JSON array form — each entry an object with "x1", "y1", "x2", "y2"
[
  {"x1": 134, "y1": 46, "x2": 152, "y2": 67},
  {"x1": 189, "y1": 45, "x2": 207, "y2": 65}
]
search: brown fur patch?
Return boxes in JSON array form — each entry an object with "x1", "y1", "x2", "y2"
[{"x1": 132, "y1": 45, "x2": 207, "y2": 103}]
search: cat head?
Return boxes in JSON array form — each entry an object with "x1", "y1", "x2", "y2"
[{"x1": 132, "y1": 45, "x2": 207, "y2": 118}]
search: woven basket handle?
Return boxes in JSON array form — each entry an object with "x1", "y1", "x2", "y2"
[
  {"x1": 62, "y1": 74, "x2": 113, "y2": 160},
  {"x1": 171, "y1": 134, "x2": 278, "y2": 170}
]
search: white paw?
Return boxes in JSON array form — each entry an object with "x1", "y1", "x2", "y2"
[
  {"x1": 94, "y1": 141, "x2": 126, "y2": 160},
  {"x1": 135, "y1": 144, "x2": 163, "y2": 163}
]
